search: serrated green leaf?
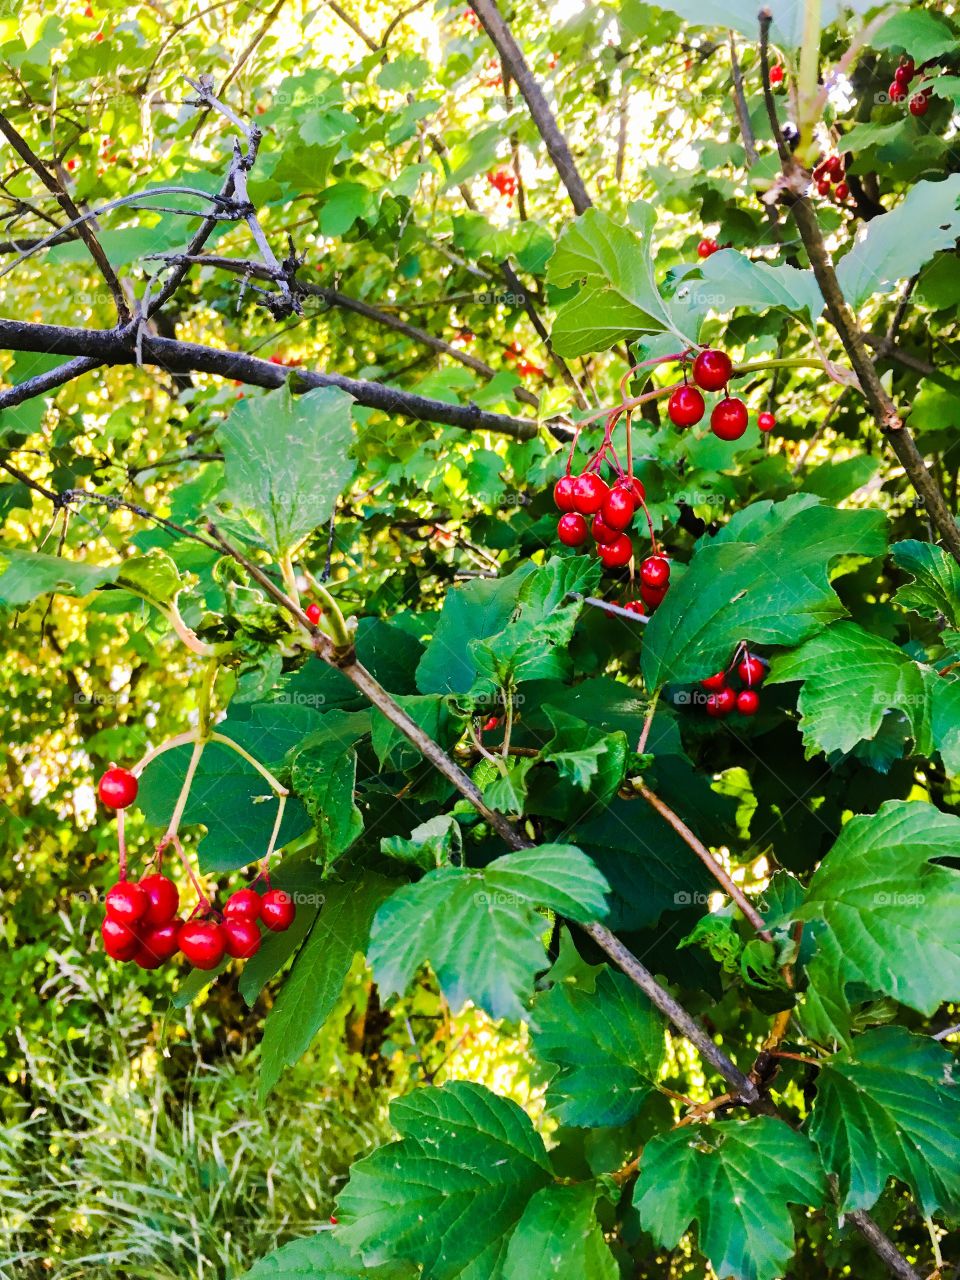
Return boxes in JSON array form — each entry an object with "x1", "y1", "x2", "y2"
[
  {"x1": 336, "y1": 1082, "x2": 553, "y2": 1279},
  {"x1": 634, "y1": 1118, "x2": 826, "y2": 1280},
  {"x1": 695, "y1": 250, "x2": 823, "y2": 324},
  {"x1": 291, "y1": 719, "x2": 365, "y2": 867},
  {"x1": 367, "y1": 845, "x2": 609, "y2": 1021},
  {"x1": 218, "y1": 383, "x2": 356, "y2": 556},
  {"x1": 381, "y1": 815, "x2": 462, "y2": 870},
  {"x1": 837, "y1": 177, "x2": 960, "y2": 311},
  {"x1": 794, "y1": 800, "x2": 960, "y2": 1042},
  {"x1": 892, "y1": 539, "x2": 960, "y2": 627},
  {"x1": 928, "y1": 672, "x2": 960, "y2": 774},
  {"x1": 115, "y1": 549, "x2": 182, "y2": 610},
  {"x1": 370, "y1": 694, "x2": 464, "y2": 771},
  {"x1": 808, "y1": 1026, "x2": 960, "y2": 1216},
  {"x1": 642, "y1": 497, "x2": 887, "y2": 689},
  {"x1": 873, "y1": 10, "x2": 959, "y2": 63},
  {"x1": 502, "y1": 1184, "x2": 617, "y2": 1280},
  {"x1": 542, "y1": 706, "x2": 627, "y2": 793},
  {"x1": 259, "y1": 873, "x2": 393, "y2": 1099},
  {"x1": 0, "y1": 548, "x2": 117, "y2": 607},
  {"x1": 532, "y1": 966, "x2": 663, "y2": 1127},
  {"x1": 240, "y1": 1232, "x2": 416, "y2": 1278}
]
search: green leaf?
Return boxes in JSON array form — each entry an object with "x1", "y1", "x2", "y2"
[
  {"x1": 808, "y1": 1026, "x2": 960, "y2": 1216},
  {"x1": 336, "y1": 1082, "x2": 553, "y2": 1279},
  {"x1": 502, "y1": 1185, "x2": 617, "y2": 1280},
  {"x1": 768, "y1": 621, "x2": 930, "y2": 762},
  {"x1": 872, "y1": 10, "x2": 959, "y2": 63},
  {"x1": 546, "y1": 205, "x2": 695, "y2": 357},
  {"x1": 114, "y1": 549, "x2": 182, "y2": 610},
  {"x1": 892, "y1": 539, "x2": 960, "y2": 628},
  {"x1": 218, "y1": 383, "x2": 356, "y2": 556},
  {"x1": 370, "y1": 694, "x2": 464, "y2": 771},
  {"x1": 642, "y1": 497, "x2": 887, "y2": 689},
  {"x1": 695, "y1": 250, "x2": 822, "y2": 324},
  {"x1": 0, "y1": 549, "x2": 117, "y2": 607},
  {"x1": 542, "y1": 706, "x2": 628, "y2": 794},
  {"x1": 929, "y1": 673, "x2": 960, "y2": 774},
  {"x1": 800, "y1": 455, "x2": 880, "y2": 502},
  {"x1": 633, "y1": 0, "x2": 907, "y2": 51},
  {"x1": 367, "y1": 845, "x2": 609, "y2": 1021},
  {"x1": 794, "y1": 800, "x2": 960, "y2": 1042},
  {"x1": 381, "y1": 815, "x2": 463, "y2": 870},
  {"x1": 240, "y1": 1232, "x2": 415, "y2": 1278},
  {"x1": 532, "y1": 966, "x2": 663, "y2": 1127},
  {"x1": 634, "y1": 1118, "x2": 826, "y2": 1280},
  {"x1": 482, "y1": 756, "x2": 536, "y2": 817},
  {"x1": 837, "y1": 177, "x2": 960, "y2": 310},
  {"x1": 259, "y1": 873, "x2": 393, "y2": 1099},
  {"x1": 291, "y1": 720, "x2": 366, "y2": 866}
]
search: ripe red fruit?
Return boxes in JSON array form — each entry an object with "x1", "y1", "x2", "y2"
[
  {"x1": 597, "y1": 534, "x2": 633, "y2": 569},
  {"x1": 757, "y1": 411, "x2": 776, "y2": 432},
  {"x1": 909, "y1": 92, "x2": 929, "y2": 117},
  {"x1": 571, "y1": 473, "x2": 609, "y2": 514},
  {"x1": 621, "y1": 600, "x2": 645, "y2": 615},
  {"x1": 591, "y1": 514, "x2": 619, "y2": 544},
  {"x1": 261, "y1": 889, "x2": 296, "y2": 932},
  {"x1": 554, "y1": 475, "x2": 577, "y2": 511},
  {"x1": 697, "y1": 238, "x2": 719, "y2": 258},
  {"x1": 482, "y1": 715, "x2": 500, "y2": 732},
  {"x1": 558, "y1": 513, "x2": 589, "y2": 547},
  {"x1": 223, "y1": 919, "x2": 262, "y2": 959},
  {"x1": 889, "y1": 80, "x2": 907, "y2": 103},
  {"x1": 668, "y1": 384, "x2": 705, "y2": 428},
  {"x1": 710, "y1": 397, "x2": 749, "y2": 441},
  {"x1": 640, "y1": 582, "x2": 667, "y2": 609},
  {"x1": 105, "y1": 880, "x2": 148, "y2": 926},
  {"x1": 601, "y1": 486, "x2": 635, "y2": 530},
  {"x1": 738, "y1": 654, "x2": 767, "y2": 686},
  {"x1": 769, "y1": 64, "x2": 784, "y2": 85},
  {"x1": 817, "y1": 179, "x2": 832, "y2": 196},
  {"x1": 639, "y1": 555, "x2": 670, "y2": 589},
  {"x1": 178, "y1": 920, "x2": 227, "y2": 969},
  {"x1": 616, "y1": 476, "x2": 646, "y2": 503},
  {"x1": 826, "y1": 155, "x2": 843, "y2": 179},
  {"x1": 701, "y1": 671, "x2": 728, "y2": 691},
  {"x1": 98, "y1": 766, "x2": 138, "y2": 810},
  {"x1": 736, "y1": 689, "x2": 760, "y2": 716},
  {"x1": 706, "y1": 686, "x2": 737, "y2": 718},
  {"x1": 305, "y1": 602, "x2": 323, "y2": 625},
  {"x1": 102, "y1": 916, "x2": 138, "y2": 962},
  {"x1": 223, "y1": 888, "x2": 262, "y2": 922},
  {"x1": 835, "y1": 181, "x2": 849, "y2": 201},
  {"x1": 898, "y1": 58, "x2": 915, "y2": 80},
  {"x1": 138, "y1": 874, "x2": 179, "y2": 927},
  {"x1": 691, "y1": 349, "x2": 733, "y2": 392},
  {"x1": 136, "y1": 920, "x2": 181, "y2": 967}
]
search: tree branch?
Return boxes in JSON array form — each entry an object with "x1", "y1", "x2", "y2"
[{"x1": 470, "y1": 0, "x2": 592, "y2": 215}]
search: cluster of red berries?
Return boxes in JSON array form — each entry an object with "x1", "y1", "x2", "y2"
[
  {"x1": 697, "y1": 238, "x2": 720, "y2": 259},
  {"x1": 888, "y1": 57, "x2": 931, "y2": 116},
  {"x1": 812, "y1": 154, "x2": 849, "y2": 202},
  {"x1": 553, "y1": 472, "x2": 644, "y2": 569},
  {"x1": 96, "y1": 766, "x2": 296, "y2": 972},
  {"x1": 487, "y1": 168, "x2": 516, "y2": 201},
  {"x1": 698, "y1": 649, "x2": 767, "y2": 718},
  {"x1": 667, "y1": 350, "x2": 775, "y2": 441},
  {"x1": 504, "y1": 342, "x2": 544, "y2": 378}
]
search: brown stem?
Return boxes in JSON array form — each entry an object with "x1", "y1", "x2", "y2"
[{"x1": 847, "y1": 1210, "x2": 923, "y2": 1280}]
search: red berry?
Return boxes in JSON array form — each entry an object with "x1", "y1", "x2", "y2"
[
  {"x1": 691, "y1": 349, "x2": 733, "y2": 392},
  {"x1": 105, "y1": 880, "x2": 148, "y2": 926},
  {"x1": 616, "y1": 476, "x2": 646, "y2": 503},
  {"x1": 223, "y1": 918, "x2": 262, "y2": 960},
  {"x1": 896, "y1": 58, "x2": 915, "y2": 82},
  {"x1": 909, "y1": 92, "x2": 929, "y2": 117},
  {"x1": 101, "y1": 916, "x2": 138, "y2": 961},
  {"x1": 596, "y1": 534, "x2": 633, "y2": 569},
  {"x1": 554, "y1": 475, "x2": 577, "y2": 511},
  {"x1": 261, "y1": 888, "x2": 296, "y2": 932},
  {"x1": 138, "y1": 874, "x2": 179, "y2": 927},
  {"x1": 639, "y1": 555, "x2": 670, "y2": 589},
  {"x1": 736, "y1": 689, "x2": 760, "y2": 716},
  {"x1": 706, "y1": 686, "x2": 737, "y2": 718},
  {"x1": 701, "y1": 671, "x2": 728, "y2": 691},
  {"x1": 834, "y1": 182, "x2": 849, "y2": 201},
  {"x1": 769, "y1": 64, "x2": 784, "y2": 85},
  {"x1": 178, "y1": 920, "x2": 227, "y2": 969},
  {"x1": 757, "y1": 411, "x2": 776, "y2": 432},
  {"x1": 482, "y1": 715, "x2": 500, "y2": 732},
  {"x1": 889, "y1": 80, "x2": 907, "y2": 103},
  {"x1": 600, "y1": 486, "x2": 635, "y2": 530},
  {"x1": 591, "y1": 514, "x2": 619, "y2": 544},
  {"x1": 817, "y1": 179, "x2": 832, "y2": 196},
  {"x1": 826, "y1": 155, "x2": 844, "y2": 179},
  {"x1": 640, "y1": 581, "x2": 667, "y2": 609},
  {"x1": 94, "y1": 30, "x2": 103, "y2": 40},
  {"x1": 558, "y1": 513, "x2": 589, "y2": 547},
  {"x1": 136, "y1": 920, "x2": 181, "y2": 967},
  {"x1": 668, "y1": 384, "x2": 705, "y2": 428},
  {"x1": 223, "y1": 888, "x2": 263, "y2": 922},
  {"x1": 710, "y1": 397, "x2": 749, "y2": 441},
  {"x1": 738, "y1": 654, "x2": 767, "y2": 686},
  {"x1": 621, "y1": 600, "x2": 645, "y2": 615},
  {"x1": 305, "y1": 602, "x2": 323, "y2": 625},
  {"x1": 98, "y1": 766, "x2": 138, "y2": 810},
  {"x1": 571, "y1": 472, "x2": 609, "y2": 514},
  {"x1": 697, "y1": 238, "x2": 719, "y2": 258}
]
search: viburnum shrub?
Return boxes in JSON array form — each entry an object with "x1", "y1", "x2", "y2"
[{"x1": 3, "y1": 2, "x2": 960, "y2": 1279}]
